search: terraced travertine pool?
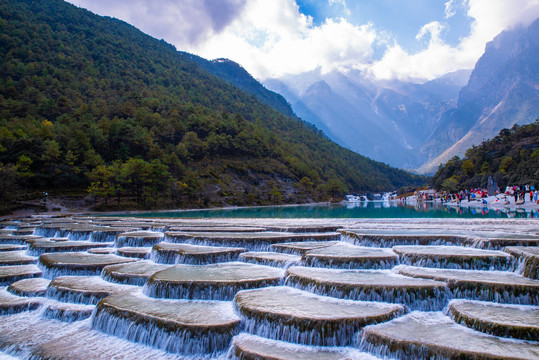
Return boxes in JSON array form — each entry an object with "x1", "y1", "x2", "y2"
[{"x1": 0, "y1": 216, "x2": 538, "y2": 359}]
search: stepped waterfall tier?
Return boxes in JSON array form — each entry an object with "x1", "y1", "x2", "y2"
[
  {"x1": 0, "y1": 216, "x2": 538, "y2": 359},
  {"x1": 233, "y1": 286, "x2": 404, "y2": 346},
  {"x1": 92, "y1": 289, "x2": 241, "y2": 354},
  {"x1": 447, "y1": 299, "x2": 539, "y2": 341},
  {"x1": 144, "y1": 262, "x2": 284, "y2": 300}
]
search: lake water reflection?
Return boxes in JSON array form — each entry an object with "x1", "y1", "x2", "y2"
[{"x1": 118, "y1": 201, "x2": 539, "y2": 219}]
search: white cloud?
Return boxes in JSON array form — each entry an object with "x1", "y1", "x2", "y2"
[
  {"x1": 416, "y1": 21, "x2": 445, "y2": 44},
  {"x1": 444, "y1": 0, "x2": 459, "y2": 18},
  {"x1": 67, "y1": 0, "x2": 539, "y2": 82},
  {"x1": 328, "y1": 0, "x2": 351, "y2": 17},
  {"x1": 189, "y1": 0, "x2": 376, "y2": 79},
  {"x1": 67, "y1": 0, "x2": 247, "y2": 45},
  {"x1": 369, "y1": 0, "x2": 539, "y2": 82}
]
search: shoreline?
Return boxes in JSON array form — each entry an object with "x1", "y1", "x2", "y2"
[
  {"x1": 4, "y1": 195, "x2": 538, "y2": 220},
  {"x1": 402, "y1": 194, "x2": 539, "y2": 212}
]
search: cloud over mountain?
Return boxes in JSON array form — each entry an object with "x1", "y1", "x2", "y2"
[{"x1": 68, "y1": 0, "x2": 539, "y2": 82}]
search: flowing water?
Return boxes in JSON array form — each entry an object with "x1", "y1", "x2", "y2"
[
  {"x1": 109, "y1": 201, "x2": 539, "y2": 219},
  {"x1": 0, "y1": 216, "x2": 538, "y2": 359}
]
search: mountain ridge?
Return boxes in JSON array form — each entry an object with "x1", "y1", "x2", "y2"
[
  {"x1": 419, "y1": 18, "x2": 539, "y2": 174},
  {"x1": 261, "y1": 20, "x2": 537, "y2": 173},
  {"x1": 0, "y1": 0, "x2": 423, "y2": 210}
]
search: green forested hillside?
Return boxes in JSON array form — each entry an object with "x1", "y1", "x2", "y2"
[
  {"x1": 0, "y1": 0, "x2": 423, "y2": 210},
  {"x1": 431, "y1": 120, "x2": 539, "y2": 192}
]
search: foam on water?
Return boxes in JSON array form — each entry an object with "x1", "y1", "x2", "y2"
[{"x1": 91, "y1": 290, "x2": 241, "y2": 355}]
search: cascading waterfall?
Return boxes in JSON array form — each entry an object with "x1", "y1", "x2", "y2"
[
  {"x1": 39, "y1": 264, "x2": 103, "y2": 279},
  {"x1": 143, "y1": 278, "x2": 285, "y2": 301},
  {"x1": 150, "y1": 251, "x2": 240, "y2": 265},
  {"x1": 164, "y1": 235, "x2": 274, "y2": 252},
  {"x1": 341, "y1": 233, "x2": 469, "y2": 248},
  {"x1": 45, "y1": 285, "x2": 106, "y2": 305},
  {"x1": 396, "y1": 255, "x2": 511, "y2": 271},
  {"x1": 91, "y1": 307, "x2": 239, "y2": 355},
  {"x1": 2, "y1": 216, "x2": 539, "y2": 359},
  {"x1": 303, "y1": 257, "x2": 397, "y2": 270},
  {"x1": 284, "y1": 276, "x2": 452, "y2": 311},
  {"x1": 449, "y1": 286, "x2": 537, "y2": 305}
]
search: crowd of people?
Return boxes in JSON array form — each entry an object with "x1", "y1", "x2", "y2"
[
  {"x1": 418, "y1": 185, "x2": 539, "y2": 206},
  {"x1": 506, "y1": 185, "x2": 539, "y2": 204}
]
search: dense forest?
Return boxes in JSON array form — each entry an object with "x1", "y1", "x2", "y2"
[
  {"x1": 430, "y1": 120, "x2": 539, "y2": 192},
  {"x1": 0, "y1": 0, "x2": 423, "y2": 212}
]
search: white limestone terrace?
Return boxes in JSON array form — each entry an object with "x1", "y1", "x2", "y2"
[
  {"x1": 0, "y1": 215, "x2": 537, "y2": 359},
  {"x1": 446, "y1": 299, "x2": 539, "y2": 341}
]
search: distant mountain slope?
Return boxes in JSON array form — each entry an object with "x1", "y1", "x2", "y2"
[
  {"x1": 263, "y1": 21, "x2": 538, "y2": 173},
  {"x1": 418, "y1": 19, "x2": 539, "y2": 174},
  {"x1": 264, "y1": 69, "x2": 467, "y2": 169},
  {"x1": 430, "y1": 120, "x2": 539, "y2": 191},
  {"x1": 185, "y1": 55, "x2": 297, "y2": 119},
  {"x1": 0, "y1": 0, "x2": 423, "y2": 209}
]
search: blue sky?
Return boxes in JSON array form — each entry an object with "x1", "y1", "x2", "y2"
[
  {"x1": 296, "y1": 0, "x2": 471, "y2": 55},
  {"x1": 67, "y1": 0, "x2": 539, "y2": 81}
]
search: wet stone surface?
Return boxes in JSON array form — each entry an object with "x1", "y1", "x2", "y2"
[
  {"x1": 234, "y1": 286, "x2": 404, "y2": 346},
  {"x1": 151, "y1": 242, "x2": 245, "y2": 264},
  {"x1": 505, "y1": 246, "x2": 539, "y2": 280},
  {"x1": 116, "y1": 246, "x2": 152, "y2": 259},
  {"x1": 47, "y1": 275, "x2": 137, "y2": 305},
  {"x1": 1, "y1": 216, "x2": 539, "y2": 359},
  {"x1": 165, "y1": 232, "x2": 341, "y2": 251},
  {"x1": 395, "y1": 265, "x2": 539, "y2": 305},
  {"x1": 230, "y1": 333, "x2": 378, "y2": 360},
  {"x1": 286, "y1": 266, "x2": 449, "y2": 310},
  {"x1": 0, "y1": 244, "x2": 26, "y2": 252},
  {"x1": 0, "y1": 251, "x2": 37, "y2": 266},
  {"x1": 39, "y1": 252, "x2": 137, "y2": 278},
  {"x1": 340, "y1": 229, "x2": 469, "y2": 247},
  {"x1": 102, "y1": 260, "x2": 171, "y2": 285},
  {"x1": 7, "y1": 277, "x2": 50, "y2": 297},
  {"x1": 167, "y1": 226, "x2": 267, "y2": 233},
  {"x1": 239, "y1": 251, "x2": 302, "y2": 267},
  {"x1": 359, "y1": 311, "x2": 539, "y2": 360},
  {"x1": 392, "y1": 245, "x2": 513, "y2": 270},
  {"x1": 0, "y1": 264, "x2": 42, "y2": 285},
  {"x1": 271, "y1": 241, "x2": 340, "y2": 254},
  {"x1": 0, "y1": 288, "x2": 41, "y2": 315},
  {"x1": 28, "y1": 239, "x2": 112, "y2": 255},
  {"x1": 87, "y1": 247, "x2": 117, "y2": 254},
  {"x1": 93, "y1": 289, "x2": 241, "y2": 354},
  {"x1": 115, "y1": 231, "x2": 164, "y2": 247},
  {"x1": 303, "y1": 242, "x2": 398, "y2": 269},
  {"x1": 42, "y1": 299, "x2": 95, "y2": 322},
  {"x1": 145, "y1": 262, "x2": 284, "y2": 300},
  {"x1": 447, "y1": 299, "x2": 539, "y2": 341}
]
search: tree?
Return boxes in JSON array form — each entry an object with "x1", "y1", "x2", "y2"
[
  {"x1": 325, "y1": 178, "x2": 347, "y2": 201},
  {"x1": 88, "y1": 165, "x2": 115, "y2": 207},
  {"x1": 41, "y1": 139, "x2": 61, "y2": 189},
  {"x1": 16, "y1": 155, "x2": 34, "y2": 199},
  {"x1": 441, "y1": 177, "x2": 459, "y2": 193},
  {"x1": 0, "y1": 162, "x2": 17, "y2": 202},
  {"x1": 119, "y1": 158, "x2": 152, "y2": 205},
  {"x1": 461, "y1": 159, "x2": 474, "y2": 175}
]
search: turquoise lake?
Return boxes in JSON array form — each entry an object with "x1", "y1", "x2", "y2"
[{"x1": 111, "y1": 202, "x2": 539, "y2": 219}]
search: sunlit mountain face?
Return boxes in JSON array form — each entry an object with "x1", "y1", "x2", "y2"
[{"x1": 64, "y1": 1, "x2": 538, "y2": 171}]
